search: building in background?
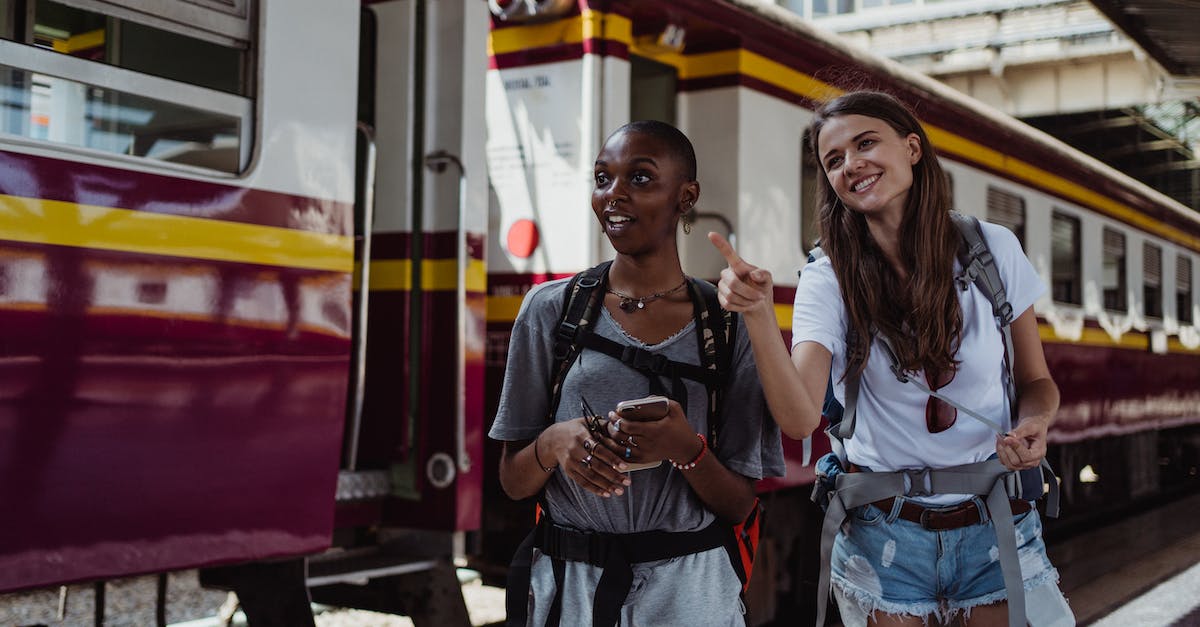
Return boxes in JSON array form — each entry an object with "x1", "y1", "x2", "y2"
[{"x1": 765, "y1": 0, "x2": 1199, "y2": 210}]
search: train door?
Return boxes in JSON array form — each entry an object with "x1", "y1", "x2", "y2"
[{"x1": 332, "y1": 0, "x2": 487, "y2": 590}]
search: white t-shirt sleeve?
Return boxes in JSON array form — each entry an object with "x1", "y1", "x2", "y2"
[{"x1": 790, "y1": 256, "x2": 847, "y2": 355}]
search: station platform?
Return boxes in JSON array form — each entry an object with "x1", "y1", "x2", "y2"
[{"x1": 1050, "y1": 491, "x2": 1200, "y2": 626}]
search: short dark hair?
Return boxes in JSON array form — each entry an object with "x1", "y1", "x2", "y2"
[{"x1": 610, "y1": 120, "x2": 697, "y2": 181}]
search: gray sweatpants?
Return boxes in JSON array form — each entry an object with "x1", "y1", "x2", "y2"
[{"x1": 523, "y1": 546, "x2": 746, "y2": 626}]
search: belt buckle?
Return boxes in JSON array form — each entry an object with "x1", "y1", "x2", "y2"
[
  {"x1": 918, "y1": 506, "x2": 938, "y2": 530},
  {"x1": 919, "y1": 502, "x2": 974, "y2": 531}
]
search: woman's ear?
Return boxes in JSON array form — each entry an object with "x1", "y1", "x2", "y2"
[
  {"x1": 679, "y1": 180, "x2": 700, "y2": 214},
  {"x1": 906, "y1": 133, "x2": 923, "y2": 165}
]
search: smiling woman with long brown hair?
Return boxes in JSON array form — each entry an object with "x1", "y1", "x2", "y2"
[
  {"x1": 711, "y1": 92, "x2": 1072, "y2": 627},
  {"x1": 490, "y1": 120, "x2": 783, "y2": 626}
]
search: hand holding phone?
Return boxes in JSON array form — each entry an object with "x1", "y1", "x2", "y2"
[
  {"x1": 615, "y1": 395, "x2": 670, "y2": 422},
  {"x1": 612, "y1": 395, "x2": 670, "y2": 471}
]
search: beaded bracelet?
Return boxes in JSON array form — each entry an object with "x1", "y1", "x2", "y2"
[
  {"x1": 532, "y1": 433, "x2": 556, "y2": 473},
  {"x1": 669, "y1": 433, "x2": 707, "y2": 471}
]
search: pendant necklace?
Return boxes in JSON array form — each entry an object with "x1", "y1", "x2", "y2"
[{"x1": 607, "y1": 277, "x2": 689, "y2": 312}]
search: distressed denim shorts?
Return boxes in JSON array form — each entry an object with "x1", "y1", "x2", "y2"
[{"x1": 831, "y1": 496, "x2": 1060, "y2": 622}]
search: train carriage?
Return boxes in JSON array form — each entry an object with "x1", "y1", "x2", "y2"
[
  {"x1": 0, "y1": 0, "x2": 490, "y2": 622},
  {"x1": 483, "y1": 0, "x2": 1200, "y2": 621},
  {"x1": 0, "y1": 0, "x2": 1197, "y2": 624}
]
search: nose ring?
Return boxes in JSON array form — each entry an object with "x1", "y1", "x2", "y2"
[{"x1": 609, "y1": 200, "x2": 617, "y2": 209}]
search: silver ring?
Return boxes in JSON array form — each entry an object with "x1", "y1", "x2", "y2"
[
  {"x1": 628, "y1": 435, "x2": 636, "y2": 447},
  {"x1": 583, "y1": 439, "x2": 594, "y2": 452},
  {"x1": 582, "y1": 454, "x2": 593, "y2": 466},
  {"x1": 614, "y1": 418, "x2": 623, "y2": 432},
  {"x1": 624, "y1": 447, "x2": 632, "y2": 459}
]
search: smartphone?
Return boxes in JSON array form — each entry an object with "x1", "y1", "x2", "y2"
[
  {"x1": 615, "y1": 395, "x2": 670, "y2": 422},
  {"x1": 614, "y1": 395, "x2": 668, "y2": 472}
]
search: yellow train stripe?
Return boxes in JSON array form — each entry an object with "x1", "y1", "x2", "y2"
[
  {"x1": 358, "y1": 259, "x2": 487, "y2": 292},
  {"x1": 1039, "y1": 325, "x2": 1149, "y2": 350},
  {"x1": 776, "y1": 303, "x2": 792, "y2": 330},
  {"x1": 487, "y1": 295, "x2": 526, "y2": 323},
  {"x1": 488, "y1": 10, "x2": 631, "y2": 57},
  {"x1": 0, "y1": 195, "x2": 352, "y2": 272},
  {"x1": 495, "y1": 11, "x2": 1200, "y2": 252}
]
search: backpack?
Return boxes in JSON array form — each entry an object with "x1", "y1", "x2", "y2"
[
  {"x1": 505, "y1": 261, "x2": 762, "y2": 627},
  {"x1": 548, "y1": 260, "x2": 734, "y2": 447},
  {"x1": 804, "y1": 212, "x2": 1060, "y2": 627}
]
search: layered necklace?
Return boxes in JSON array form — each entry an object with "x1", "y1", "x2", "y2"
[{"x1": 607, "y1": 277, "x2": 689, "y2": 312}]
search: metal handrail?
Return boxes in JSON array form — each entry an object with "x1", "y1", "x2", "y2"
[{"x1": 344, "y1": 121, "x2": 377, "y2": 472}]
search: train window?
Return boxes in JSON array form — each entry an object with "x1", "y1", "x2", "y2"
[
  {"x1": 944, "y1": 170, "x2": 954, "y2": 209},
  {"x1": 0, "y1": 0, "x2": 252, "y2": 173},
  {"x1": 1050, "y1": 211, "x2": 1081, "y2": 305},
  {"x1": 630, "y1": 55, "x2": 677, "y2": 126},
  {"x1": 1144, "y1": 242, "x2": 1163, "y2": 319},
  {"x1": 1101, "y1": 227, "x2": 1126, "y2": 311},
  {"x1": 1179, "y1": 256, "x2": 1194, "y2": 324},
  {"x1": 986, "y1": 186, "x2": 1025, "y2": 247}
]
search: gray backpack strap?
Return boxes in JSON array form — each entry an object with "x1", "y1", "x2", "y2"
[
  {"x1": 875, "y1": 335, "x2": 1008, "y2": 435},
  {"x1": 951, "y1": 211, "x2": 1018, "y2": 425},
  {"x1": 814, "y1": 460, "x2": 1029, "y2": 627},
  {"x1": 874, "y1": 334, "x2": 1061, "y2": 517}
]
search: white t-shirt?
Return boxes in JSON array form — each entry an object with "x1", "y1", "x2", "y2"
[{"x1": 792, "y1": 221, "x2": 1045, "y2": 505}]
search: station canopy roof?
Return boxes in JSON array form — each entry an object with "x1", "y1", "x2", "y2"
[
  {"x1": 1088, "y1": 0, "x2": 1200, "y2": 85},
  {"x1": 1078, "y1": 0, "x2": 1200, "y2": 210}
]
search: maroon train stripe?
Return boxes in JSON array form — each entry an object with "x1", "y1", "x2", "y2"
[
  {"x1": 365, "y1": 231, "x2": 480, "y2": 262},
  {"x1": 0, "y1": 150, "x2": 353, "y2": 235}
]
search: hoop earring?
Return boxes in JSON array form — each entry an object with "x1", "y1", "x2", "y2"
[{"x1": 683, "y1": 221, "x2": 692, "y2": 235}]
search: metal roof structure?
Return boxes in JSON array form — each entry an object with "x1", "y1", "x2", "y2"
[{"x1": 1088, "y1": 0, "x2": 1200, "y2": 91}]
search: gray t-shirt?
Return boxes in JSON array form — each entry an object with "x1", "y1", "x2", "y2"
[{"x1": 489, "y1": 276, "x2": 785, "y2": 534}]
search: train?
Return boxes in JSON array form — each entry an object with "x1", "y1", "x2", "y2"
[{"x1": 0, "y1": 0, "x2": 1197, "y2": 624}]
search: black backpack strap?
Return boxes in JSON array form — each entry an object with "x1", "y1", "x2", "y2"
[
  {"x1": 547, "y1": 261, "x2": 612, "y2": 420},
  {"x1": 687, "y1": 278, "x2": 736, "y2": 448}
]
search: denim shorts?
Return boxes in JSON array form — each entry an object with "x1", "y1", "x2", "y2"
[{"x1": 831, "y1": 496, "x2": 1060, "y2": 622}]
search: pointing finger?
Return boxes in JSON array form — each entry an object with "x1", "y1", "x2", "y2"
[
  {"x1": 707, "y1": 231, "x2": 742, "y2": 267},
  {"x1": 708, "y1": 231, "x2": 761, "y2": 279}
]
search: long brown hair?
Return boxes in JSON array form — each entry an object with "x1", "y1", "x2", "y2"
[{"x1": 809, "y1": 91, "x2": 961, "y2": 380}]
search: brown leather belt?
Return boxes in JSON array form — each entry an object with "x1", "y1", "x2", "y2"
[{"x1": 873, "y1": 496, "x2": 1032, "y2": 531}]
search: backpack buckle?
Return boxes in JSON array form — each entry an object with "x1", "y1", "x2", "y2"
[
  {"x1": 556, "y1": 321, "x2": 580, "y2": 344},
  {"x1": 903, "y1": 468, "x2": 934, "y2": 497},
  {"x1": 621, "y1": 345, "x2": 669, "y2": 373},
  {"x1": 996, "y1": 301, "x2": 1013, "y2": 325}
]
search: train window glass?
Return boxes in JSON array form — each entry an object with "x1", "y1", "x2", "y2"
[
  {"x1": 630, "y1": 55, "x2": 677, "y2": 125},
  {"x1": 1144, "y1": 243, "x2": 1162, "y2": 318},
  {"x1": 801, "y1": 131, "x2": 819, "y2": 249},
  {"x1": 22, "y1": 1, "x2": 246, "y2": 95},
  {"x1": 811, "y1": 0, "x2": 830, "y2": 17},
  {"x1": 0, "y1": 0, "x2": 252, "y2": 173},
  {"x1": 0, "y1": 64, "x2": 241, "y2": 170},
  {"x1": 1101, "y1": 227, "x2": 1126, "y2": 311},
  {"x1": 1178, "y1": 256, "x2": 1193, "y2": 324},
  {"x1": 986, "y1": 186, "x2": 1025, "y2": 247},
  {"x1": 1050, "y1": 211, "x2": 1081, "y2": 305},
  {"x1": 944, "y1": 170, "x2": 954, "y2": 209}
]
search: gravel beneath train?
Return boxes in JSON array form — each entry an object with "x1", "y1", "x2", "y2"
[{"x1": 0, "y1": 571, "x2": 506, "y2": 626}]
